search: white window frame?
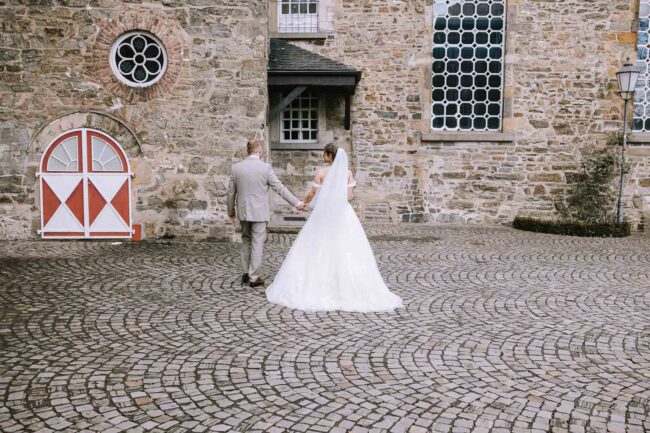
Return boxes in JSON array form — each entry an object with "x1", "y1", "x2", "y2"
[
  {"x1": 110, "y1": 31, "x2": 168, "y2": 88},
  {"x1": 277, "y1": 0, "x2": 319, "y2": 33},
  {"x1": 280, "y1": 91, "x2": 319, "y2": 144}
]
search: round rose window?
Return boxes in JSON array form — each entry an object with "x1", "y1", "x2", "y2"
[{"x1": 110, "y1": 31, "x2": 167, "y2": 87}]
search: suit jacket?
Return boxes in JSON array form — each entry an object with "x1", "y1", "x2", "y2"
[{"x1": 227, "y1": 156, "x2": 299, "y2": 222}]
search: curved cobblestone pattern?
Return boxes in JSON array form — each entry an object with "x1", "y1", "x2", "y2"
[{"x1": 1, "y1": 225, "x2": 649, "y2": 433}]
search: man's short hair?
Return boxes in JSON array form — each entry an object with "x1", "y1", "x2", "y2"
[{"x1": 247, "y1": 139, "x2": 263, "y2": 155}]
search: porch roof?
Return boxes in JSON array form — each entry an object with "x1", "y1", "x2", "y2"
[{"x1": 268, "y1": 39, "x2": 362, "y2": 91}]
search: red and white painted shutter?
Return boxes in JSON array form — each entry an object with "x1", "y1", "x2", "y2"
[
  {"x1": 38, "y1": 129, "x2": 133, "y2": 239},
  {"x1": 86, "y1": 131, "x2": 132, "y2": 238}
]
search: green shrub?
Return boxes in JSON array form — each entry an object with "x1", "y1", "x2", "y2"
[
  {"x1": 557, "y1": 132, "x2": 628, "y2": 223},
  {"x1": 521, "y1": 131, "x2": 634, "y2": 237},
  {"x1": 513, "y1": 216, "x2": 631, "y2": 237}
]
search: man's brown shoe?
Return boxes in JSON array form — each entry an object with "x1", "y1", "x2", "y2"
[
  {"x1": 242, "y1": 273, "x2": 250, "y2": 284},
  {"x1": 249, "y1": 278, "x2": 265, "y2": 288}
]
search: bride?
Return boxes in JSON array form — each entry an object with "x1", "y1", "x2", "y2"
[{"x1": 266, "y1": 144, "x2": 403, "y2": 312}]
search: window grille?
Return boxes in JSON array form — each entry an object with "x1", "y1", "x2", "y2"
[
  {"x1": 281, "y1": 92, "x2": 319, "y2": 143},
  {"x1": 634, "y1": 1, "x2": 650, "y2": 131},
  {"x1": 110, "y1": 31, "x2": 167, "y2": 87},
  {"x1": 431, "y1": 0, "x2": 506, "y2": 131},
  {"x1": 278, "y1": 0, "x2": 318, "y2": 33}
]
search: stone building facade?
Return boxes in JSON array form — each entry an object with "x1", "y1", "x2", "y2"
[
  {"x1": 268, "y1": 0, "x2": 650, "y2": 227},
  {"x1": 1, "y1": 0, "x2": 649, "y2": 240},
  {"x1": 1, "y1": 2, "x2": 268, "y2": 240}
]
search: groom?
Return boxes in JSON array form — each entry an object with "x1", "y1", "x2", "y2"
[{"x1": 226, "y1": 140, "x2": 304, "y2": 288}]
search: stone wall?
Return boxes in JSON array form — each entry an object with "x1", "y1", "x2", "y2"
[
  {"x1": 2, "y1": 0, "x2": 650, "y2": 240},
  {"x1": 268, "y1": 90, "x2": 353, "y2": 220},
  {"x1": 285, "y1": 0, "x2": 650, "y2": 228},
  {"x1": 0, "y1": 1, "x2": 268, "y2": 240}
]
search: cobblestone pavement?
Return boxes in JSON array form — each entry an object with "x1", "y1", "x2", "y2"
[{"x1": 1, "y1": 225, "x2": 649, "y2": 433}]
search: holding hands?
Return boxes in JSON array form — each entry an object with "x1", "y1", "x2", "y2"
[{"x1": 229, "y1": 201, "x2": 304, "y2": 222}]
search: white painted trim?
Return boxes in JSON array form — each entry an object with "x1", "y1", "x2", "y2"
[
  {"x1": 38, "y1": 173, "x2": 44, "y2": 239},
  {"x1": 277, "y1": 0, "x2": 319, "y2": 33},
  {"x1": 39, "y1": 128, "x2": 133, "y2": 240},
  {"x1": 38, "y1": 129, "x2": 76, "y2": 176},
  {"x1": 127, "y1": 176, "x2": 132, "y2": 233},
  {"x1": 39, "y1": 128, "x2": 133, "y2": 174},
  {"x1": 41, "y1": 235, "x2": 132, "y2": 240},
  {"x1": 279, "y1": 90, "x2": 320, "y2": 144},
  {"x1": 81, "y1": 130, "x2": 90, "y2": 237}
]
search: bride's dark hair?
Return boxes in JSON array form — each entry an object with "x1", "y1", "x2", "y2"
[{"x1": 324, "y1": 144, "x2": 338, "y2": 161}]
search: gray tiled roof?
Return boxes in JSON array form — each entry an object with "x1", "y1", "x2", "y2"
[{"x1": 269, "y1": 39, "x2": 359, "y2": 73}]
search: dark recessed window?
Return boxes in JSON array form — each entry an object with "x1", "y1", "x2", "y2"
[{"x1": 281, "y1": 91, "x2": 319, "y2": 143}]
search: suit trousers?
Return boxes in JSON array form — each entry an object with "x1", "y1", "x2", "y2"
[{"x1": 240, "y1": 221, "x2": 267, "y2": 281}]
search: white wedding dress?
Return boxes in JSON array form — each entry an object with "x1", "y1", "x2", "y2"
[{"x1": 266, "y1": 149, "x2": 403, "y2": 312}]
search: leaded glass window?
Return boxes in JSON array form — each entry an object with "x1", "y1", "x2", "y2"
[
  {"x1": 279, "y1": 0, "x2": 318, "y2": 33},
  {"x1": 281, "y1": 92, "x2": 319, "y2": 143},
  {"x1": 431, "y1": 0, "x2": 506, "y2": 131},
  {"x1": 110, "y1": 31, "x2": 167, "y2": 87},
  {"x1": 635, "y1": 1, "x2": 650, "y2": 131},
  {"x1": 47, "y1": 137, "x2": 79, "y2": 172},
  {"x1": 91, "y1": 137, "x2": 123, "y2": 172}
]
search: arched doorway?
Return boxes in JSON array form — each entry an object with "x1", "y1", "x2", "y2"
[{"x1": 38, "y1": 128, "x2": 133, "y2": 239}]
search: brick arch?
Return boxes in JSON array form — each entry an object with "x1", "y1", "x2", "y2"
[
  {"x1": 29, "y1": 111, "x2": 143, "y2": 160},
  {"x1": 83, "y1": 5, "x2": 190, "y2": 103}
]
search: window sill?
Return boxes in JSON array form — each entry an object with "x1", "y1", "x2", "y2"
[
  {"x1": 270, "y1": 32, "x2": 328, "y2": 40},
  {"x1": 271, "y1": 141, "x2": 323, "y2": 150},
  {"x1": 421, "y1": 131, "x2": 515, "y2": 143},
  {"x1": 629, "y1": 133, "x2": 650, "y2": 144}
]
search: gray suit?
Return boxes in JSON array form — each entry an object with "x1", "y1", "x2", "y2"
[{"x1": 227, "y1": 156, "x2": 299, "y2": 280}]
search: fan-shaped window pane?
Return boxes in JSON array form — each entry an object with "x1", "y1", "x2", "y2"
[
  {"x1": 47, "y1": 137, "x2": 79, "y2": 172},
  {"x1": 92, "y1": 137, "x2": 123, "y2": 171}
]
